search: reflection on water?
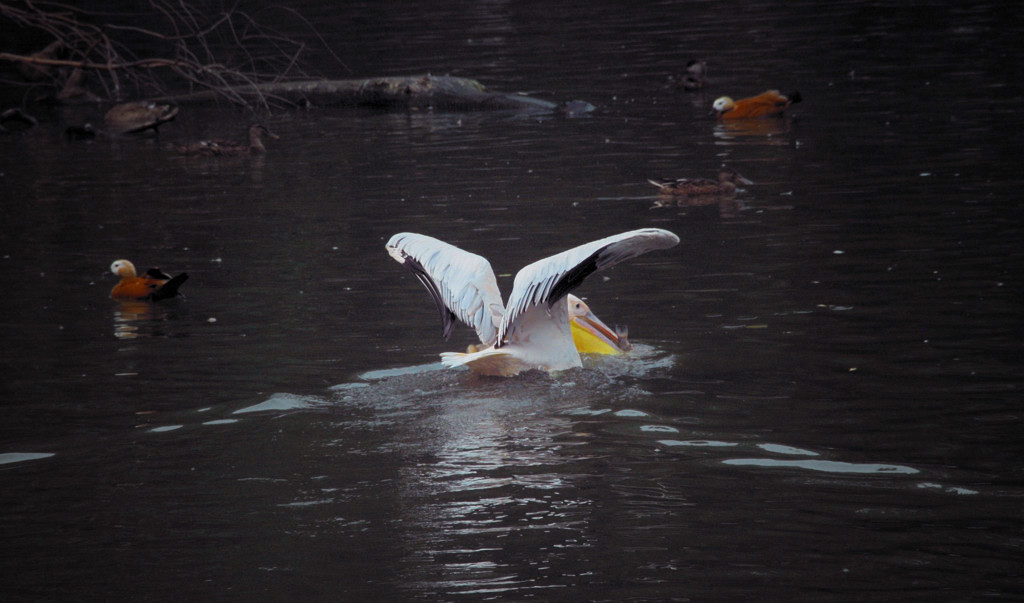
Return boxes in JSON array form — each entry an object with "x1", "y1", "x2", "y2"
[
  {"x1": 0, "y1": 452, "x2": 55, "y2": 465},
  {"x1": 234, "y1": 392, "x2": 324, "y2": 414},
  {"x1": 112, "y1": 300, "x2": 174, "y2": 339},
  {"x1": 712, "y1": 117, "x2": 796, "y2": 141},
  {"x1": 721, "y1": 457, "x2": 919, "y2": 475},
  {"x1": 329, "y1": 361, "x2": 678, "y2": 596},
  {"x1": 173, "y1": 150, "x2": 269, "y2": 185},
  {"x1": 204, "y1": 346, "x2": 986, "y2": 597},
  {"x1": 650, "y1": 192, "x2": 744, "y2": 218}
]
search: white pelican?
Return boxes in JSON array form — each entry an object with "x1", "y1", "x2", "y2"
[
  {"x1": 466, "y1": 293, "x2": 626, "y2": 355},
  {"x1": 386, "y1": 228, "x2": 679, "y2": 376}
]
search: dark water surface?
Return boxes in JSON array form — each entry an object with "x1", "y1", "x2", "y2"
[{"x1": 2, "y1": 1, "x2": 1022, "y2": 600}]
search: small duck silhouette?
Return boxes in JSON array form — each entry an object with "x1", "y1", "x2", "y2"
[
  {"x1": 712, "y1": 90, "x2": 801, "y2": 119},
  {"x1": 173, "y1": 124, "x2": 279, "y2": 156},
  {"x1": 110, "y1": 259, "x2": 188, "y2": 301},
  {"x1": 648, "y1": 166, "x2": 753, "y2": 196},
  {"x1": 65, "y1": 123, "x2": 100, "y2": 141},
  {"x1": 104, "y1": 101, "x2": 179, "y2": 134},
  {"x1": 677, "y1": 59, "x2": 709, "y2": 91}
]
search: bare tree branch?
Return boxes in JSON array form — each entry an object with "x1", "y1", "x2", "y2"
[{"x1": 0, "y1": 0, "x2": 342, "y2": 110}]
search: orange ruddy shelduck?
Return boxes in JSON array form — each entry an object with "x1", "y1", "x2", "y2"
[
  {"x1": 712, "y1": 90, "x2": 801, "y2": 119},
  {"x1": 110, "y1": 259, "x2": 188, "y2": 301}
]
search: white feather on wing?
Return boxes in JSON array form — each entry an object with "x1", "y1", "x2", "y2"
[
  {"x1": 497, "y1": 228, "x2": 680, "y2": 346},
  {"x1": 386, "y1": 232, "x2": 504, "y2": 345}
]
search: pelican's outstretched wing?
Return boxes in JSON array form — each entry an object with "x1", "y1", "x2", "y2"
[
  {"x1": 497, "y1": 228, "x2": 679, "y2": 346},
  {"x1": 386, "y1": 233, "x2": 505, "y2": 345}
]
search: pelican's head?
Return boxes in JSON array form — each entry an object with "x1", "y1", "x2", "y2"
[
  {"x1": 110, "y1": 259, "x2": 137, "y2": 278},
  {"x1": 711, "y1": 96, "x2": 735, "y2": 115},
  {"x1": 567, "y1": 294, "x2": 626, "y2": 355}
]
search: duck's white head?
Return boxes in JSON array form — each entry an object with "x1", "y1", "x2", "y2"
[
  {"x1": 110, "y1": 259, "x2": 137, "y2": 278},
  {"x1": 712, "y1": 96, "x2": 735, "y2": 113}
]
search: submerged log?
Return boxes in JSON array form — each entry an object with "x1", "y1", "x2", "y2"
[{"x1": 153, "y1": 74, "x2": 594, "y2": 114}]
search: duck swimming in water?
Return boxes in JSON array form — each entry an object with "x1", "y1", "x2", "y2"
[
  {"x1": 648, "y1": 166, "x2": 753, "y2": 197},
  {"x1": 711, "y1": 90, "x2": 801, "y2": 119},
  {"x1": 677, "y1": 59, "x2": 709, "y2": 91},
  {"x1": 173, "y1": 124, "x2": 279, "y2": 156},
  {"x1": 110, "y1": 259, "x2": 188, "y2": 301}
]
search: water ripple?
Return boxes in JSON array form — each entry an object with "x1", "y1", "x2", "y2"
[{"x1": 722, "y1": 458, "x2": 920, "y2": 475}]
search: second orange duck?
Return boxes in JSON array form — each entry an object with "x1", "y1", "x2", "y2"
[
  {"x1": 712, "y1": 90, "x2": 801, "y2": 119},
  {"x1": 110, "y1": 259, "x2": 188, "y2": 301}
]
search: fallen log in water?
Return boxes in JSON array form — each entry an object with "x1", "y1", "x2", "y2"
[{"x1": 152, "y1": 74, "x2": 594, "y2": 114}]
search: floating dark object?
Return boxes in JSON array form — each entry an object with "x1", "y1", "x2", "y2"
[
  {"x1": 152, "y1": 74, "x2": 590, "y2": 114},
  {"x1": 65, "y1": 123, "x2": 100, "y2": 141}
]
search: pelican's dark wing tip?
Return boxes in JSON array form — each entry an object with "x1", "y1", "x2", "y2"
[{"x1": 389, "y1": 245, "x2": 455, "y2": 342}]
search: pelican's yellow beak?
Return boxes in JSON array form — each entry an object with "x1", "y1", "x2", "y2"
[{"x1": 571, "y1": 310, "x2": 625, "y2": 355}]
